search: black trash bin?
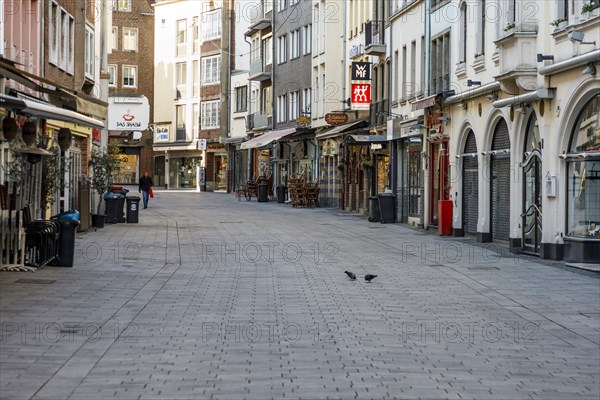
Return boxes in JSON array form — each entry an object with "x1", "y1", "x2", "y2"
[
  {"x1": 368, "y1": 196, "x2": 381, "y2": 222},
  {"x1": 126, "y1": 196, "x2": 141, "y2": 223},
  {"x1": 258, "y1": 183, "x2": 269, "y2": 202},
  {"x1": 104, "y1": 195, "x2": 125, "y2": 223},
  {"x1": 378, "y1": 192, "x2": 396, "y2": 224},
  {"x1": 276, "y1": 186, "x2": 287, "y2": 203},
  {"x1": 54, "y1": 220, "x2": 79, "y2": 267}
]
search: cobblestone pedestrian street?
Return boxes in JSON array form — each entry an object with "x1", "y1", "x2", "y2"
[{"x1": 1, "y1": 191, "x2": 599, "y2": 400}]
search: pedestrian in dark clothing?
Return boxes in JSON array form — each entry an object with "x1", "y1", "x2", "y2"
[{"x1": 139, "y1": 172, "x2": 153, "y2": 209}]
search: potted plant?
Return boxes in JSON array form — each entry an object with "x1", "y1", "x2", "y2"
[
  {"x1": 89, "y1": 145, "x2": 120, "y2": 228},
  {"x1": 503, "y1": 22, "x2": 516, "y2": 32},
  {"x1": 549, "y1": 18, "x2": 568, "y2": 29},
  {"x1": 582, "y1": 1, "x2": 599, "y2": 13},
  {"x1": 39, "y1": 140, "x2": 65, "y2": 219}
]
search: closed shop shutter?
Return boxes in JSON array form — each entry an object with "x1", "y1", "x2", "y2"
[
  {"x1": 491, "y1": 119, "x2": 511, "y2": 241},
  {"x1": 462, "y1": 131, "x2": 478, "y2": 235}
]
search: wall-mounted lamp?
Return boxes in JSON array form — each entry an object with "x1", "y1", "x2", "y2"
[
  {"x1": 569, "y1": 30, "x2": 596, "y2": 45},
  {"x1": 536, "y1": 54, "x2": 555, "y2": 62},
  {"x1": 442, "y1": 90, "x2": 456, "y2": 98},
  {"x1": 437, "y1": 116, "x2": 451, "y2": 122},
  {"x1": 341, "y1": 98, "x2": 351, "y2": 105},
  {"x1": 467, "y1": 80, "x2": 481, "y2": 87},
  {"x1": 582, "y1": 63, "x2": 597, "y2": 76}
]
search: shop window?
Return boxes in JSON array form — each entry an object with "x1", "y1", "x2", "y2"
[{"x1": 566, "y1": 94, "x2": 600, "y2": 238}]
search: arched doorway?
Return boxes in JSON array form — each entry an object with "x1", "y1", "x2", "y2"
[
  {"x1": 522, "y1": 115, "x2": 542, "y2": 255},
  {"x1": 490, "y1": 119, "x2": 511, "y2": 241},
  {"x1": 462, "y1": 130, "x2": 479, "y2": 235}
]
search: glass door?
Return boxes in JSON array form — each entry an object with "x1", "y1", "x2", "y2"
[{"x1": 522, "y1": 150, "x2": 542, "y2": 255}]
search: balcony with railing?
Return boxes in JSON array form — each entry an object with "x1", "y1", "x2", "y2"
[
  {"x1": 370, "y1": 99, "x2": 389, "y2": 128},
  {"x1": 494, "y1": 22, "x2": 539, "y2": 92},
  {"x1": 365, "y1": 20, "x2": 386, "y2": 56},
  {"x1": 245, "y1": 3, "x2": 272, "y2": 37},
  {"x1": 246, "y1": 113, "x2": 272, "y2": 131},
  {"x1": 249, "y1": 59, "x2": 272, "y2": 81}
]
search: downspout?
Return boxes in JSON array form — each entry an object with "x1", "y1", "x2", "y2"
[
  {"x1": 243, "y1": 36, "x2": 252, "y2": 181},
  {"x1": 227, "y1": 0, "x2": 233, "y2": 191},
  {"x1": 422, "y1": 0, "x2": 431, "y2": 229}
]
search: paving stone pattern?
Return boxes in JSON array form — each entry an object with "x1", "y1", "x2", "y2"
[{"x1": 1, "y1": 191, "x2": 599, "y2": 400}]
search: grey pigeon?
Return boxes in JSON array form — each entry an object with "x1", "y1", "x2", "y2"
[
  {"x1": 364, "y1": 274, "x2": 378, "y2": 282},
  {"x1": 344, "y1": 271, "x2": 357, "y2": 280}
]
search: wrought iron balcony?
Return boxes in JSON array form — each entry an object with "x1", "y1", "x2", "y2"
[{"x1": 365, "y1": 21, "x2": 386, "y2": 56}]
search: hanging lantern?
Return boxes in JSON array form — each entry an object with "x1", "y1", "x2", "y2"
[
  {"x1": 58, "y1": 127, "x2": 72, "y2": 151},
  {"x1": 2, "y1": 117, "x2": 18, "y2": 141},
  {"x1": 21, "y1": 121, "x2": 37, "y2": 145}
]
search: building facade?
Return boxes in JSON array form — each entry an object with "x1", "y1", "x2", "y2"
[{"x1": 108, "y1": 0, "x2": 155, "y2": 186}]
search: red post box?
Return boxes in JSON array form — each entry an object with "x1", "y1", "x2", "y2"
[{"x1": 438, "y1": 200, "x2": 453, "y2": 236}]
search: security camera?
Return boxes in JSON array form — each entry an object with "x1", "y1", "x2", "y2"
[{"x1": 455, "y1": 155, "x2": 461, "y2": 159}]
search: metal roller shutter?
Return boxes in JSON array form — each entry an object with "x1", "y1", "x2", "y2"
[
  {"x1": 462, "y1": 131, "x2": 478, "y2": 235},
  {"x1": 491, "y1": 119, "x2": 511, "y2": 241}
]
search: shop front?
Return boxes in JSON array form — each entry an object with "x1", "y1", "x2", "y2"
[
  {"x1": 168, "y1": 153, "x2": 202, "y2": 190},
  {"x1": 205, "y1": 143, "x2": 228, "y2": 192},
  {"x1": 562, "y1": 91, "x2": 600, "y2": 263},
  {"x1": 113, "y1": 147, "x2": 140, "y2": 185}
]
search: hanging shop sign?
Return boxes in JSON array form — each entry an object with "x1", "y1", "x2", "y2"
[
  {"x1": 58, "y1": 128, "x2": 72, "y2": 151},
  {"x1": 207, "y1": 143, "x2": 225, "y2": 151},
  {"x1": 2, "y1": 117, "x2": 18, "y2": 141},
  {"x1": 197, "y1": 139, "x2": 207, "y2": 150},
  {"x1": 294, "y1": 115, "x2": 311, "y2": 127},
  {"x1": 325, "y1": 113, "x2": 349, "y2": 126},
  {"x1": 322, "y1": 138, "x2": 338, "y2": 156},
  {"x1": 21, "y1": 121, "x2": 37, "y2": 145},
  {"x1": 351, "y1": 62, "x2": 372, "y2": 81},
  {"x1": 155, "y1": 125, "x2": 170, "y2": 143},
  {"x1": 92, "y1": 128, "x2": 101, "y2": 143},
  {"x1": 351, "y1": 84, "x2": 371, "y2": 111},
  {"x1": 108, "y1": 96, "x2": 150, "y2": 131}
]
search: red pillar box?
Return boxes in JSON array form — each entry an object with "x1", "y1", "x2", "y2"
[{"x1": 438, "y1": 200, "x2": 453, "y2": 236}]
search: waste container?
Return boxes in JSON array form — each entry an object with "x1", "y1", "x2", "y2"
[
  {"x1": 258, "y1": 183, "x2": 269, "y2": 202},
  {"x1": 438, "y1": 200, "x2": 453, "y2": 236},
  {"x1": 104, "y1": 194, "x2": 125, "y2": 223},
  {"x1": 126, "y1": 196, "x2": 141, "y2": 223},
  {"x1": 276, "y1": 186, "x2": 287, "y2": 203},
  {"x1": 378, "y1": 192, "x2": 396, "y2": 224},
  {"x1": 368, "y1": 196, "x2": 381, "y2": 222},
  {"x1": 50, "y1": 211, "x2": 80, "y2": 267}
]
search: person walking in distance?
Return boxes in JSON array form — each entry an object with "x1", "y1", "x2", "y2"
[{"x1": 139, "y1": 171, "x2": 153, "y2": 209}]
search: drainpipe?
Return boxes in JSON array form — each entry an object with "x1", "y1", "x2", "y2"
[{"x1": 421, "y1": 0, "x2": 431, "y2": 229}]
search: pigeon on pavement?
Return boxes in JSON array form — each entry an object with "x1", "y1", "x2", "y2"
[
  {"x1": 344, "y1": 271, "x2": 357, "y2": 280},
  {"x1": 364, "y1": 274, "x2": 378, "y2": 282}
]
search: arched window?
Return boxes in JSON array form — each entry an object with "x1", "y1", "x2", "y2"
[
  {"x1": 566, "y1": 93, "x2": 600, "y2": 237},
  {"x1": 476, "y1": 0, "x2": 485, "y2": 55}
]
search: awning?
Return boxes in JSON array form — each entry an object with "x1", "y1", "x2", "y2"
[
  {"x1": 315, "y1": 119, "x2": 369, "y2": 140},
  {"x1": 240, "y1": 128, "x2": 296, "y2": 149},
  {"x1": 410, "y1": 94, "x2": 437, "y2": 111},
  {"x1": 278, "y1": 128, "x2": 316, "y2": 142},
  {"x1": 342, "y1": 134, "x2": 388, "y2": 146},
  {"x1": 220, "y1": 136, "x2": 247, "y2": 144},
  {"x1": 0, "y1": 94, "x2": 105, "y2": 129},
  {"x1": 153, "y1": 142, "x2": 199, "y2": 152},
  {"x1": 492, "y1": 88, "x2": 555, "y2": 108}
]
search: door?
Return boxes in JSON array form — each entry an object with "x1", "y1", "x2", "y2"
[
  {"x1": 522, "y1": 150, "x2": 542, "y2": 255},
  {"x1": 490, "y1": 119, "x2": 511, "y2": 241}
]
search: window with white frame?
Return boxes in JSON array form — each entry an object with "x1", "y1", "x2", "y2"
[
  {"x1": 192, "y1": 103, "x2": 199, "y2": 137},
  {"x1": 236, "y1": 85, "x2": 248, "y2": 113},
  {"x1": 85, "y1": 26, "x2": 94, "y2": 78},
  {"x1": 288, "y1": 91, "x2": 299, "y2": 121},
  {"x1": 202, "y1": 9, "x2": 221, "y2": 41},
  {"x1": 263, "y1": 36, "x2": 273, "y2": 66},
  {"x1": 176, "y1": 20, "x2": 186, "y2": 56},
  {"x1": 123, "y1": 27, "x2": 138, "y2": 51},
  {"x1": 476, "y1": 0, "x2": 485, "y2": 55},
  {"x1": 49, "y1": 2, "x2": 58, "y2": 64},
  {"x1": 277, "y1": 35, "x2": 287, "y2": 64},
  {"x1": 192, "y1": 60, "x2": 199, "y2": 96},
  {"x1": 117, "y1": 0, "x2": 131, "y2": 12},
  {"x1": 277, "y1": 94, "x2": 287, "y2": 123},
  {"x1": 176, "y1": 104, "x2": 187, "y2": 141},
  {"x1": 193, "y1": 16, "x2": 199, "y2": 54},
  {"x1": 264, "y1": 0, "x2": 273, "y2": 13},
  {"x1": 107, "y1": 65, "x2": 117, "y2": 87},
  {"x1": 201, "y1": 100, "x2": 220, "y2": 129},
  {"x1": 111, "y1": 27, "x2": 118, "y2": 50},
  {"x1": 302, "y1": 24, "x2": 311, "y2": 55},
  {"x1": 251, "y1": 37, "x2": 260, "y2": 62},
  {"x1": 290, "y1": 29, "x2": 300, "y2": 59},
  {"x1": 176, "y1": 62, "x2": 187, "y2": 98},
  {"x1": 289, "y1": 0, "x2": 299, "y2": 5},
  {"x1": 277, "y1": 0, "x2": 286, "y2": 12},
  {"x1": 123, "y1": 65, "x2": 137, "y2": 88},
  {"x1": 302, "y1": 88, "x2": 311, "y2": 117},
  {"x1": 261, "y1": 86, "x2": 272, "y2": 114},
  {"x1": 202, "y1": 55, "x2": 221, "y2": 85},
  {"x1": 49, "y1": 2, "x2": 75, "y2": 73}
]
